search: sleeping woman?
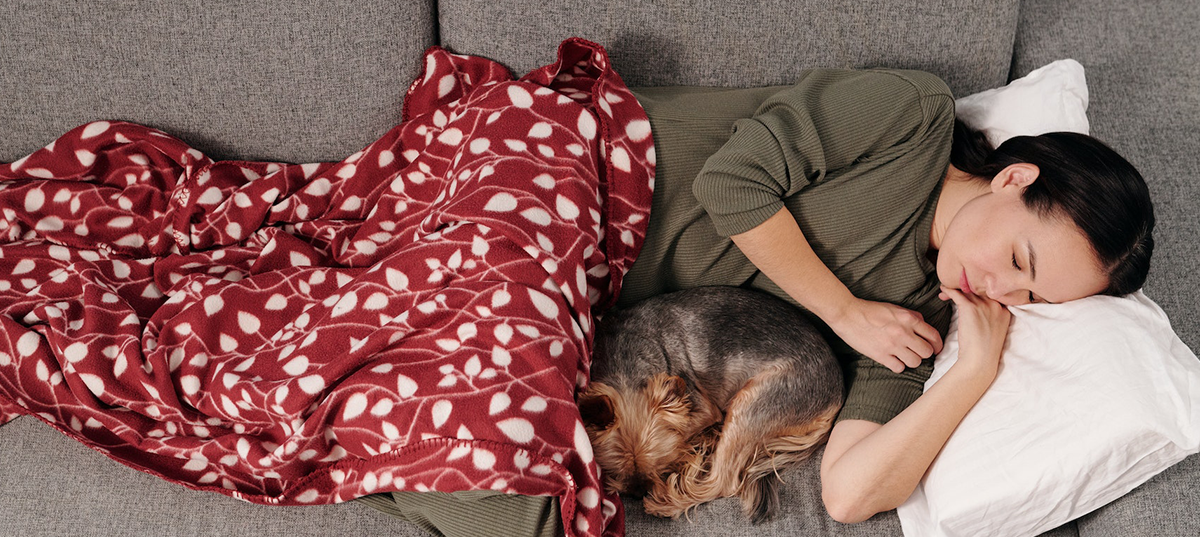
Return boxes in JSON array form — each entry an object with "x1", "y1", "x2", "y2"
[{"x1": 621, "y1": 68, "x2": 1154, "y2": 522}]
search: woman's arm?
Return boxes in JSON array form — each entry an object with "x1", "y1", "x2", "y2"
[
  {"x1": 730, "y1": 208, "x2": 943, "y2": 372},
  {"x1": 819, "y1": 287, "x2": 1011, "y2": 523},
  {"x1": 701, "y1": 70, "x2": 956, "y2": 369}
]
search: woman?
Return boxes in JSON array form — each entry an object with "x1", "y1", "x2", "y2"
[{"x1": 622, "y1": 68, "x2": 1154, "y2": 522}]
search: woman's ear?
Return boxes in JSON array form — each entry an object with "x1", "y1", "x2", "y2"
[{"x1": 991, "y1": 163, "x2": 1041, "y2": 193}]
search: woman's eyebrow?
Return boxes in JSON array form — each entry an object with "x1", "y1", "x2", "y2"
[{"x1": 1028, "y1": 240, "x2": 1038, "y2": 282}]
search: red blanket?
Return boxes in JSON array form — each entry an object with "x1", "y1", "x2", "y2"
[{"x1": 0, "y1": 38, "x2": 653, "y2": 537}]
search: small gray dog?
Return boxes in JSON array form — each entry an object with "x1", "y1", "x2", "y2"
[{"x1": 579, "y1": 286, "x2": 844, "y2": 523}]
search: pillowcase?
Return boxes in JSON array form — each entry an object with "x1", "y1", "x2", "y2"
[
  {"x1": 954, "y1": 59, "x2": 1090, "y2": 147},
  {"x1": 896, "y1": 291, "x2": 1200, "y2": 537}
]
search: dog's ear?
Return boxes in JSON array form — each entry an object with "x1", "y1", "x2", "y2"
[
  {"x1": 648, "y1": 374, "x2": 691, "y2": 413},
  {"x1": 579, "y1": 392, "x2": 616, "y2": 430},
  {"x1": 667, "y1": 376, "x2": 687, "y2": 400}
]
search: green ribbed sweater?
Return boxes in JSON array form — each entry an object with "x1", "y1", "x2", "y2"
[
  {"x1": 358, "y1": 70, "x2": 960, "y2": 537},
  {"x1": 622, "y1": 69, "x2": 956, "y2": 424}
]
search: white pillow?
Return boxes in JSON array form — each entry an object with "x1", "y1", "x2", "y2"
[
  {"x1": 954, "y1": 59, "x2": 1090, "y2": 147},
  {"x1": 897, "y1": 291, "x2": 1200, "y2": 537}
]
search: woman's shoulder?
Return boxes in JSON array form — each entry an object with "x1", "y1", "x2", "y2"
[
  {"x1": 797, "y1": 68, "x2": 954, "y2": 101},
  {"x1": 874, "y1": 69, "x2": 954, "y2": 100}
]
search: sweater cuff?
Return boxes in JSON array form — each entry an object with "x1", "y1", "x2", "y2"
[
  {"x1": 836, "y1": 356, "x2": 934, "y2": 425},
  {"x1": 709, "y1": 201, "x2": 786, "y2": 237},
  {"x1": 693, "y1": 118, "x2": 792, "y2": 237}
]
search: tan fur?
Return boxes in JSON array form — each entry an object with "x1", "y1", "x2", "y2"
[
  {"x1": 645, "y1": 403, "x2": 838, "y2": 519},
  {"x1": 585, "y1": 371, "x2": 839, "y2": 519},
  {"x1": 582, "y1": 374, "x2": 723, "y2": 495}
]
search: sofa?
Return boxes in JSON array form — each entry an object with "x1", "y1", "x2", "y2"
[{"x1": 1, "y1": 0, "x2": 1197, "y2": 535}]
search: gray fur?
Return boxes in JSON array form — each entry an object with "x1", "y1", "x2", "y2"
[{"x1": 592, "y1": 286, "x2": 844, "y2": 425}]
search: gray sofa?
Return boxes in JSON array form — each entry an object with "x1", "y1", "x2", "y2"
[{"x1": 1, "y1": 0, "x2": 1197, "y2": 535}]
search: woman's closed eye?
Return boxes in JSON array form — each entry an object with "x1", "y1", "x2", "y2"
[{"x1": 1012, "y1": 253, "x2": 1037, "y2": 304}]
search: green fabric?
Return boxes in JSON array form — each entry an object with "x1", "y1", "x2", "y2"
[
  {"x1": 624, "y1": 69, "x2": 956, "y2": 425},
  {"x1": 356, "y1": 490, "x2": 562, "y2": 537}
]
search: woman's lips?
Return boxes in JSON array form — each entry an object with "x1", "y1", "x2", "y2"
[{"x1": 960, "y1": 270, "x2": 974, "y2": 294}]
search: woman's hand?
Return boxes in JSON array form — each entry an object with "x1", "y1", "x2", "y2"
[
  {"x1": 821, "y1": 288, "x2": 1011, "y2": 522},
  {"x1": 828, "y1": 299, "x2": 944, "y2": 373},
  {"x1": 938, "y1": 285, "x2": 1011, "y2": 375},
  {"x1": 727, "y1": 208, "x2": 946, "y2": 374},
  {"x1": 821, "y1": 289, "x2": 1011, "y2": 523}
]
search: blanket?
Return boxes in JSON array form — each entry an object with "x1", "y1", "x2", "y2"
[{"x1": 0, "y1": 38, "x2": 654, "y2": 537}]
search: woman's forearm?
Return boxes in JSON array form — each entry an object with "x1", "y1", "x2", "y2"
[
  {"x1": 729, "y1": 207, "x2": 856, "y2": 321},
  {"x1": 820, "y1": 360, "x2": 998, "y2": 523},
  {"x1": 729, "y1": 207, "x2": 943, "y2": 372}
]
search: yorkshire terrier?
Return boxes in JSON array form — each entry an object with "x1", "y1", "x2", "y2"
[{"x1": 579, "y1": 286, "x2": 844, "y2": 523}]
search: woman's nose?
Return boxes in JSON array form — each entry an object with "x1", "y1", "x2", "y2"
[
  {"x1": 983, "y1": 274, "x2": 1018, "y2": 302},
  {"x1": 994, "y1": 279, "x2": 1035, "y2": 305}
]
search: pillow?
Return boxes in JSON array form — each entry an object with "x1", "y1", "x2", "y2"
[
  {"x1": 896, "y1": 290, "x2": 1200, "y2": 537},
  {"x1": 954, "y1": 59, "x2": 1090, "y2": 147}
]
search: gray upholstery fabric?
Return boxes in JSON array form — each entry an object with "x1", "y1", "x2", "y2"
[
  {"x1": 1013, "y1": 1, "x2": 1200, "y2": 532},
  {"x1": 621, "y1": 452, "x2": 1078, "y2": 536},
  {"x1": 0, "y1": 414, "x2": 1079, "y2": 537},
  {"x1": 438, "y1": 0, "x2": 1018, "y2": 97},
  {"x1": 1076, "y1": 453, "x2": 1200, "y2": 536},
  {"x1": 0, "y1": 416, "x2": 428, "y2": 536},
  {"x1": 0, "y1": 0, "x2": 435, "y2": 164}
]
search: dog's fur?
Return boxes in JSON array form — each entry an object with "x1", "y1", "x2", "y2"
[{"x1": 579, "y1": 286, "x2": 844, "y2": 522}]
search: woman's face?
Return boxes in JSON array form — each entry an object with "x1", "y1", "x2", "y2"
[{"x1": 936, "y1": 164, "x2": 1108, "y2": 306}]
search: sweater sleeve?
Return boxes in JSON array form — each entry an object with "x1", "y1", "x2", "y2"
[{"x1": 692, "y1": 69, "x2": 955, "y2": 237}]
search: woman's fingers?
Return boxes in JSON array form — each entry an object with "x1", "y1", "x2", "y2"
[
  {"x1": 913, "y1": 321, "x2": 944, "y2": 355},
  {"x1": 940, "y1": 286, "x2": 976, "y2": 308},
  {"x1": 897, "y1": 347, "x2": 924, "y2": 369},
  {"x1": 906, "y1": 337, "x2": 934, "y2": 361},
  {"x1": 883, "y1": 355, "x2": 907, "y2": 374},
  {"x1": 840, "y1": 299, "x2": 952, "y2": 372}
]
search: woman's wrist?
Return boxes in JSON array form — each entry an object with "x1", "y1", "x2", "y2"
[
  {"x1": 810, "y1": 286, "x2": 859, "y2": 327},
  {"x1": 947, "y1": 355, "x2": 999, "y2": 388}
]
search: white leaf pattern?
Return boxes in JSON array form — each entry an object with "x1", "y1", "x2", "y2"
[{"x1": 0, "y1": 39, "x2": 654, "y2": 537}]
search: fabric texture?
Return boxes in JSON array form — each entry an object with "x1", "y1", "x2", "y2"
[
  {"x1": 0, "y1": 0, "x2": 1196, "y2": 535},
  {"x1": 623, "y1": 69, "x2": 956, "y2": 425},
  {"x1": 0, "y1": 413, "x2": 1084, "y2": 537},
  {"x1": 437, "y1": 0, "x2": 1018, "y2": 96},
  {"x1": 357, "y1": 490, "x2": 562, "y2": 537},
  {"x1": 0, "y1": 416, "x2": 430, "y2": 537},
  {"x1": 0, "y1": 0, "x2": 436, "y2": 164},
  {"x1": 898, "y1": 291, "x2": 1200, "y2": 537},
  {"x1": 0, "y1": 38, "x2": 654, "y2": 537},
  {"x1": 955, "y1": 59, "x2": 1090, "y2": 147}
]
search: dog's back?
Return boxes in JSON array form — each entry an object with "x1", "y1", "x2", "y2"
[{"x1": 593, "y1": 286, "x2": 842, "y2": 415}]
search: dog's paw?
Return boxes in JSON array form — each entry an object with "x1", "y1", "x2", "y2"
[
  {"x1": 642, "y1": 493, "x2": 689, "y2": 519},
  {"x1": 641, "y1": 474, "x2": 699, "y2": 519}
]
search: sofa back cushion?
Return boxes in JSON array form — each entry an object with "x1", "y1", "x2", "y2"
[
  {"x1": 439, "y1": 0, "x2": 1018, "y2": 96},
  {"x1": 0, "y1": 0, "x2": 436, "y2": 163}
]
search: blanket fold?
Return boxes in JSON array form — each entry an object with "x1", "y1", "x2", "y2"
[{"x1": 0, "y1": 37, "x2": 653, "y2": 537}]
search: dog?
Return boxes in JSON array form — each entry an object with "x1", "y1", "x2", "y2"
[{"x1": 579, "y1": 286, "x2": 844, "y2": 523}]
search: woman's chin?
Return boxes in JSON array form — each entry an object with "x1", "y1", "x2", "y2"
[{"x1": 933, "y1": 262, "x2": 953, "y2": 290}]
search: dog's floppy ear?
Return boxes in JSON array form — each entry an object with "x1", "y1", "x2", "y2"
[
  {"x1": 667, "y1": 375, "x2": 687, "y2": 400},
  {"x1": 648, "y1": 374, "x2": 691, "y2": 413},
  {"x1": 579, "y1": 391, "x2": 616, "y2": 430}
]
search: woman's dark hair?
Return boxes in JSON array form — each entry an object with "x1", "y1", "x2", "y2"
[{"x1": 950, "y1": 119, "x2": 1155, "y2": 296}]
